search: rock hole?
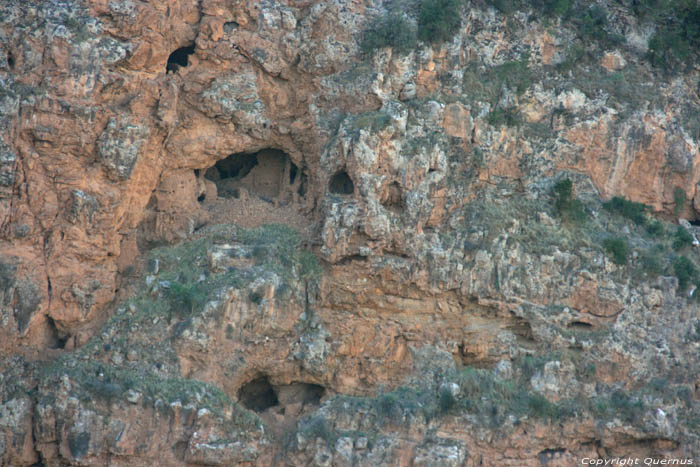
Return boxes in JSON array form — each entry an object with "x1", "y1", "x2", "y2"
[
  {"x1": 538, "y1": 448, "x2": 566, "y2": 464},
  {"x1": 689, "y1": 219, "x2": 700, "y2": 226},
  {"x1": 238, "y1": 376, "x2": 279, "y2": 412},
  {"x1": 329, "y1": 170, "x2": 354, "y2": 195},
  {"x1": 289, "y1": 163, "x2": 297, "y2": 184},
  {"x1": 381, "y1": 181, "x2": 403, "y2": 213},
  {"x1": 507, "y1": 315, "x2": 535, "y2": 342},
  {"x1": 7, "y1": 52, "x2": 14, "y2": 69},
  {"x1": 337, "y1": 255, "x2": 368, "y2": 265},
  {"x1": 197, "y1": 193, "x2": 206, "y2": 203},
  {"x1": 275, "y1": 382, "x2": 325, "y2": 408},
  {"x1": 297, "y1": 173, "x2": 308, "y2": 197},
  {"x1": 223, "y1": 21, "x2": 239, "y2": 33},
  {"x1": 166, "y1": 44, "x2": 195, "y2": 74},
  {"x1": 47, "y1": 317, "x2": 68, "y2": 349},
  {"x1": 194, "y1": 169, "x2": 201, "y2": 177},
  {"x1": 568, "y1": 321, "x2": 593, "y2": 329}
]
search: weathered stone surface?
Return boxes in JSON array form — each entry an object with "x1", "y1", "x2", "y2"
[{"x1": 0, "y1": 0, "x2": 699, "y2": 464}]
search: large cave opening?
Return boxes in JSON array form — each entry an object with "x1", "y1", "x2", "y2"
[
  {"x1": 166, "y1": 44, "x2": 195, "y2": 73},
  {"x1": 204, "y1": 149, "x2": 303, "y2": 202},
  {"x1": 237, "y1": 376, "x2": 326, "y2": 416}
]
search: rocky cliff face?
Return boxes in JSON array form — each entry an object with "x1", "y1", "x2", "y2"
[{"x1": 1, "y1": 0, "x2": 699, "y2": 465}]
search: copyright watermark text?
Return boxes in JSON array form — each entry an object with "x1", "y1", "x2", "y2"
[{"x1": 581, "y1": 459, "x2": 694, "y2": 466}]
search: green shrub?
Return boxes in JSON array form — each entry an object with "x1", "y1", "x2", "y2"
[
  {"x1": 553, "y1": 178, "x2": 586, "y2": 223},
  {"x1": 487, "y1": 106, "x2": 521, "y2": 127},
  {"x1": 673, "y1": 255, "x2": 697, "y2": 290},
  {"x1": 674, "y1": 187, "x2": 686, "y2": 216},
  {"x1": 646, "y1": 219, "x2": 664, "y2": 237},
  {"x1": 165, "y1": 281, "x2": 208, "y2": 319},
  {"x1": 361, "y1": 13, "x2": 417, "y2": 54},
  {"x1": 602, "y1": 196, "x2": 649, "y2": 225},
  {"x1": 646, "y1": 0, "x2": 700, "y2": 72},
  {"x1": 438, "y1": 386, "x2": 457, "y2": 414},
  {"x1": 492, "y1": 57, "x2": 532, "y2": 96},
  {"x1": 672, "y1": 226, "x2": 693, "y2": 251},
  {"x1": 603, "y1": 237, "x2": 629, "y2": 265},
  {"x1": 417, "y1": 0, "x2": 465, "y2": 44}
]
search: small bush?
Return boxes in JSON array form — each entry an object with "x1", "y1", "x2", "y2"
[
  {"x1": 673, "y1": 255, "x2": 697, "y2": 290},
  {"x1": 603, "y1": 196, "x2": 649, "y2": 225},
  {"x1": 672, "y1": 226, "x2": 694, "y2": 251},
  {"x1": 674, "y1": 187, "x2": 686, "y2": 216},
  {"x1": 361, "y1": 13, "x2": 417, "y2": 55},
  {"x1": 417, "y1": 0, "x2": 465, "y2": 44},
  {"x1": 553, "y1": 179, "x2": 586, "y2": 223},
  {"x1": 646, "y1": 219, "x2": 664, "y2": 237},
  {"x1": 487, "y1": 106, "x2": 521, "y2": 127},
  {"x1": 438, "y1": 386, "x2": 457, "y2": 414},
  {"x1": 165, "y1": 281, "x2": 208, "y2": 318},
  {"x1": 646, "y1": 0, "x2": 700, "y2": 72},
  {"x1": 603, "y1": 237, "x2": 629, "y2": 265}
]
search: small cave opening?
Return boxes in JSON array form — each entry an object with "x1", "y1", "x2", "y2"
[
  {"x1": 276, "y1": 382, "x2": 325, "y2": 408},
  {"x1": 7, "y1": 52, "x2": 15, "y2": 69},
  {"x1": 689, "y1": 219, "x2": 700, "y2": 226},
  {"x1": 329, "y1": 170, "x2": 354, "y2": 195},
  {"x1": 204, "y1": 149, "x2": 304, "y2": 202},
  {"x1": 47, "y1": 316, "x2": 69, "y2": 350},
  {"x1": 381, "y1": 181, "x2": 403, "y2": 213},
  {"x1": 223, "y1": 21, "x2": 239, "y2": 33},
  {"x1": 238, "y1": 376, "x2": 279, "y2": 412},
  {"x1": 568, "y1": 321, "x2": 594, "y2": 329},
  {"x1": 166, "y1": 44, "x2": 195, "y2": 73}
]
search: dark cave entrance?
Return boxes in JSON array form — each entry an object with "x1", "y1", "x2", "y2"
[
  {"x1": 237, "y1": 376, "x2": 326, "y2": 415},
  {"x1": 166, "y1": 44, "x2": 195, "y2": 73},
  {"x1": 238, "y1": 376, "x2": 279, "y2": 412},
  {"x1": 204, "y1": 149, "x2": 304, "y2": 202},
  {"x1": 329, "y1": 170, "x2": 354, "y2": 195},
  {"x1": 7, "y1": 51, "x2": 14, "y2": 69}
]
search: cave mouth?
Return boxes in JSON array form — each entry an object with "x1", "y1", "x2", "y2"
[
  {"x1": 204, "y1": 149, "x2": 303, "y2": 202},
  {"x1": 237, "y1": 377, "x2": 326, "y2": 414},
  {"x1": 329, "y1": 170, "x2": 354, "y2": 195},
  {"x1": 166, "y1": 44, "x2": 195, "y2": 73},
  {"x1": 238, "y1": 376, "x2": 279, "y2": 412}
]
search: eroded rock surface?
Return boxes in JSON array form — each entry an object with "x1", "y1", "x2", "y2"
[{"x1": 1, "y1": 0, "x2": 699, "y2": 465}]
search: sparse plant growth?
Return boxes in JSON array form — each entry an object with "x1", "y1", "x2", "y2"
[
  {"x1": 672, "y1": 226, "x2": 693, "y2": 251},
  {"x1": 361, "y1": 13, "x2": 417, "y2": 55},
  {"x1": 417, "y1": 0, "x2": 465, "y2": 44},
  {"x1": 487, "y1": 106, "x2": 521, "y2": 127},
  {"x1": 673, "y1": 187, "x2": 686, "y2": 216},
  {"x1": 603, "y1": 237, "x2": 629, "y2": 265},
  {"x1": 553, "y1": 178, "x2": 586, "y2": 223},
  {"x1": 645, "y1": 219, "x2": 664, "y2": 237},
  {"x1": 361, "y1": 0, "x2": 466, "y2": 55},
  {"x1": 645, "y1": 0, "x2": 700, "y2": 72},
  {"x1": 602, "y1": 196, "x2": 649, "y2": 226},
  {"x1": 673, "y1": 255, "x2": 697, "y2": 290}
]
